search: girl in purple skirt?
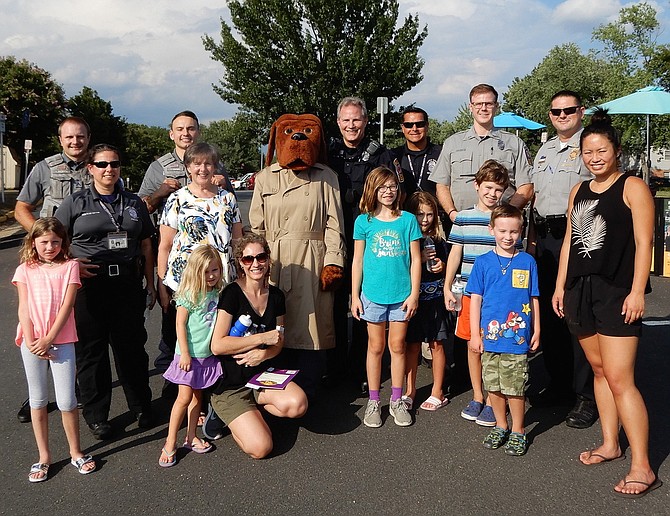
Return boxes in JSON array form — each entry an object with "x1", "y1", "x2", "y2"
[{"x1": 159, "y1": 245, "x2": 224, "y2": 467}]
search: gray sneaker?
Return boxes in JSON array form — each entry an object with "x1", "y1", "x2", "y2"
[
  {"x1": 363, "y1": 399, "x2": 382, "y2": 428},
  {"x1": 389, "y1": 399, "x2": 413, "y2": 427}
]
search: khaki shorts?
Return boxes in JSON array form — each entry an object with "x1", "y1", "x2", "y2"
[
  {"x1": 455, "y1": 295, "x2": 471, "y2": 340},
  {"x1": 481, "y1": 352, "x2": 528, "y2": 397},
  {"x1": 210, "y1": 385, "x2": 261, "y2": 425}
]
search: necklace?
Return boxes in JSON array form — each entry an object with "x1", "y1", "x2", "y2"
[{"x1": 495, "y1": 248, "x2": 516, "y2": 275}]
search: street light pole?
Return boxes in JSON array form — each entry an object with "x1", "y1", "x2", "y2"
[{"x1": 0, "y1": 114, "x2": 6, "y2": 204}]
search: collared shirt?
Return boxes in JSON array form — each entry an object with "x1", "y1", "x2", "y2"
[
  {"x1": 391, "y1": 141, "x2": 441, "y2": 196},
  {"x1": 55, "y1": 185, "x2": 154, "y2": 263},
  {"x1": 17, "y1": 153, "x2": 89, "y2": 218},
  {"x1": 429, "y1": 127, "x2": 533, "y2": 211},
  {"x1": 531, "y1": 128, "x2": 592, "y2": 217}
]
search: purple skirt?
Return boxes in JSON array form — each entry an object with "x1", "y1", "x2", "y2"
[{"x1": 163, "y1": 355, "x2": 223, "y2": 390}]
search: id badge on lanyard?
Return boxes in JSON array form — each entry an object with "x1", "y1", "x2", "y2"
[
  {"x1": 108, "y1": 231, "x2": 128, "y2": 249},
  {"x1": 98, "y1": 196, "x2": 128, "y2": 249}
]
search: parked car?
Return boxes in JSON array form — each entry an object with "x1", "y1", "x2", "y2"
[
  {"x1": 232, "y1": 172, "x2": 254, "y2": 190},
  {"x1": 247, "y1": 172, "x2": 258, "y2": 190}
]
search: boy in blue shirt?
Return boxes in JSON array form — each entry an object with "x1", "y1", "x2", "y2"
[{"x1": 467, "y1": 204, "x2": 540, "y2": 455}]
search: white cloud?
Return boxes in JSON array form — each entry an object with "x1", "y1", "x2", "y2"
[
  {"x1": 1, "y1": 0, "x2": 670, "y2": 129},
  {"x1": 552, "y1": 0, "x2": 622, "y2": 24}
]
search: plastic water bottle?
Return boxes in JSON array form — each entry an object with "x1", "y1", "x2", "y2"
[
  {"x1": 229, "y1": 314, "x2": 252, "y2": 337},
  {"x1": 451, "y1": 274, "x2": 465, "y2": 312},
  {"x1": 424, "y1": 236, "x2": 437, "y2": 272}
]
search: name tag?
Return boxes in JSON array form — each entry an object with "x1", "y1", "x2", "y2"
[{"x1": 108, "y1": 231, "x2": 128, "y2": 249}]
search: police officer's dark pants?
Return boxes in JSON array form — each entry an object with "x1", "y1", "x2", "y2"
[
  {"x1": 332, "y1": 278, "x2": 368, "y2": 383},
  {"x1": 74, "y1": 274, "x2": 152, "y2": 424},
  {"x1": 155, "y1": 287, "x2": 177, "y2": 372},
  {"x1": 537, "y1": 234, "x2": 594, "y2": 400}
]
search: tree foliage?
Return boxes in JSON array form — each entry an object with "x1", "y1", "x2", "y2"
[
  {"x1": 123, "y1": 123, "x2": 174, "y2": 191},
  {"x1": 0, "y1": 56, "x2": 67, "y2": 160},
  {"x1": 201, "y1": 113, "x2": 264, "y2": 175},
  {"x1": 504, "y1": 3, "x2": 668, "y2": 156},
  {"x1": 203, "y1": 0, "x2": 427, "y2": 136},
  {"x1": 68, "y1": 86, "x2": 128, "y2": 150}
]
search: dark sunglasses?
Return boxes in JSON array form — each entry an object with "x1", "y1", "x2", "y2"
[
  {"x1": 92, "y1": 161, "x2": 121, "y2": 169},
  {"x1": 549, "y1": 106, "x2": 580, "y2": 116},
  {"x1": 402, "y1": 121, "x2": 427, "y2": 129},
  {"x1": 240, "y1": 252, "x2": 269, "y2": 266}
]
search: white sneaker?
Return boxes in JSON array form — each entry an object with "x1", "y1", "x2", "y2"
[
  {"x1": 363, "y1": 399, "x2": 382, "y2": 428},
  {"x1": 389, "y1": 399, "x2": 412, "y2": 427}
]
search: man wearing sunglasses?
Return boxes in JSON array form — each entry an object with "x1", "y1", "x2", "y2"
[
  {"x1": 429, "y1": 84, "x2": 534, "y2": 220},
  {"x1": 528, "y1": 90, "x2": 596, "y2": 429},
  {"x1": 14, "y1": 116, "x2": 93, "y2": 423}
]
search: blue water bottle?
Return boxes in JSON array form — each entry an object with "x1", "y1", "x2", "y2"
[{"x1": 229, "y1": 314, "x2": 252, "y2": 337}]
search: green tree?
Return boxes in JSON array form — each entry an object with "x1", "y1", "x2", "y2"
[
  {"x1": 0, "y1": 56, "x2": 67, "y2": 161},
  {"x1": 203, "y1": 0, "x2": 427, "y2": 136},
  {"x1": 503, "y1": 44, "x2": 613, "y2": 150},
  {"x1": 592, "y1": 2, "x2": 659, "y2": 79},
  {"x1": 68, "y1": 86, "x2": 128, "y2": 150},
  {"x1": 123, "y1": 123, "x2": 174, "y2": 191},
  {"x1": 201, "y1": 113, "x2": 264, "y2": 175}
]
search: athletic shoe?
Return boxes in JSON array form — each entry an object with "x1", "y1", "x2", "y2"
[
  {"x1": 363, "y1": 399, "x2": 382, "y2": 428},
  {"x1": 504, "y1": 432, "x2": 528, "y2": 456},
  {"x1": 389, "y1": 399, "x2": 412, "y2": 427},
  {"x1": 202, "y1": 403, "x2": 226, "y2": 440},
  {"x1": 475, "y1": 405, "x2": 496, "y2": 427},
  {"x1": 460, "y1": 400, "x2": 484, "y2": 421},
  {"x1": 482, "y1": 426, "x2": 510, "y2": 449}
]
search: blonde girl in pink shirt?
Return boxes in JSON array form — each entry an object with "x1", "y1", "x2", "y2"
[{"x1": 12, "y1": 217, "x2": 96, "y2": 482}]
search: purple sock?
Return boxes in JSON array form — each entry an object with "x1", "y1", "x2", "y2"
[
  {"x1": 391, "y1": 386, "x2": 402, "y2": 402},
  {"x1": 369, "y1": 390, "x2": 380, "y2": 402}
]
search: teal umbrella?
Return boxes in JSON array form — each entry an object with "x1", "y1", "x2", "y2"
[
  {"x1": 588, "y1": 86, "x2": 670, "y2": 182},
  {"x1": 493, "y1": 112, "x2": 545, "y2": 130}
]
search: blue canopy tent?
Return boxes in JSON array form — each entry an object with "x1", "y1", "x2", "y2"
[
  {"x1": 493, "y1": 112, "x2": 545, "y2": 133},
  {"x1": 588, "y1": 86, "x2": 670, "y2": 183}
]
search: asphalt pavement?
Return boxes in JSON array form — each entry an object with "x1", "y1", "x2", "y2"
[{"x1": 1, "y1": 190, "x2": 669, "y2": 515}]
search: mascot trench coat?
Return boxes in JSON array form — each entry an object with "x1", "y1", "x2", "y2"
[{"x1": 249, "y1": 162, "x2": 346, "y2": 351}]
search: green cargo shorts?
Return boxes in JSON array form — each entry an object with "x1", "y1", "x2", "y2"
[{"x1": 482, "y1": 352, "x2": 528, "y2": 397}]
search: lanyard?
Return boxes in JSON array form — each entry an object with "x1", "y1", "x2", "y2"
[
  {"x1": 406, "y1": 153, "x2": 428, "y2": 188},
  {"x1": 97, "y1": 194, "x2": 125, "y2": 231}
]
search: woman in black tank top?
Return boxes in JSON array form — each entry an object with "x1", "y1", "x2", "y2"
[{"x1": 552, "y1": 110, "x2": 659, "y2": 498}]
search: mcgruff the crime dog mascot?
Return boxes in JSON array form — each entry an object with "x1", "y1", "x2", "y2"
[{"x1": 249, "y1": 114, "x2": 346, "y2": 397}]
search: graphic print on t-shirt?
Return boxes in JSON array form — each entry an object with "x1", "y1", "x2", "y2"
[
  {"x1": 371, "y1": 229, "x2": 407, "y2": 258},
  {"x1": 571, "y1": 199, "x2": 606, "y2": 258}
]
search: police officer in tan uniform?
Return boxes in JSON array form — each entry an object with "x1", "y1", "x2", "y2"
[
  {"x1": 529, "y1": 90, "x2": 597, "y2": 429},
  {"x1": 429, "y1": 84, "x2": 534, "y2": 219}
]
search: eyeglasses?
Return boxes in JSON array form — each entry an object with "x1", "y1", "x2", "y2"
[
  {"x1": 240, "y1": 252, "x2": 269, "y2": 266},
  {"x1": 378, "y1": 184, "x2": 398, "y2": 193},
  {"x1": 549, "y1": 106, "x2": 580, "y2": 116},
  {"x1": 402, "y1": 121, "x2": 427, "y2": 129},
  {"x1": 471, "y1": 102, "x2": 497, "y2": 110},
  {"x1": 92, "y1": 161, "x2": 121, "y2": 169}
]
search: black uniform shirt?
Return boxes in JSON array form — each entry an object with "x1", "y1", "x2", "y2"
[{"x1": 56, "y1": 185, "x2": 154, "y2": 263}]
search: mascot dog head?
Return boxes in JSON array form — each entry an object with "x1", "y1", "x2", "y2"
[{"x1": 265, "y1": 114, "x2": 327, "y2": 171}]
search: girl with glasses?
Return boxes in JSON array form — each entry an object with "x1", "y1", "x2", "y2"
[{"x1": 351, "y1": 167, "x2": 422, "y2": 428}]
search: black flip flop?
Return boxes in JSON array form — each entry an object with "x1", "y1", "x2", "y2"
[
  {"x1": 580, "y1": 450, "x2": 625, "y2": 465},
  {"x1": 614, "y1": 477, "x2": 663, "y2": 499}
]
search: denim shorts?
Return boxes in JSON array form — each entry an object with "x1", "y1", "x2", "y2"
[{"x1": 360, "y1": 291, "x2": 408, "y2": 323}]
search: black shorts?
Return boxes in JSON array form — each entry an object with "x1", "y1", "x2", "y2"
[{"x1": 563, "y1": 275, "x2": 641, "y2": 338}]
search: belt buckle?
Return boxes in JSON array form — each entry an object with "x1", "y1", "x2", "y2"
[{"x1": 108, "y1": 264, "x2": 120, "y2": 277}]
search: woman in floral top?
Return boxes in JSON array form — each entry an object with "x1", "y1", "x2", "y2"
[{"x1": 158, "y1": 142, "x2": 242, "y2": 296}]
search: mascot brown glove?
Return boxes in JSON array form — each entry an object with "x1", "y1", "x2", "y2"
[{"x1": 320, "y1": 265, "x2": 344, "y2": 292}]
